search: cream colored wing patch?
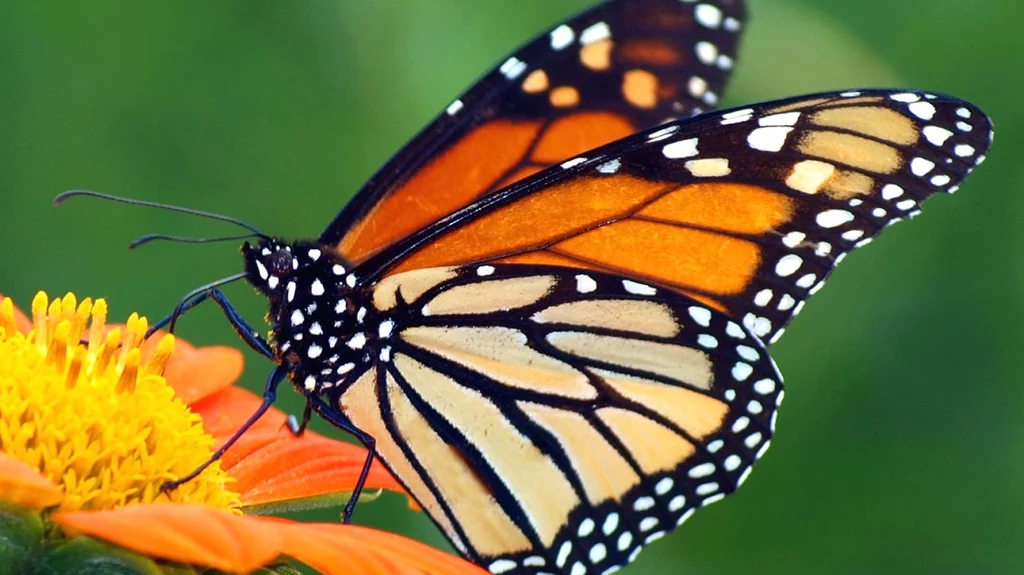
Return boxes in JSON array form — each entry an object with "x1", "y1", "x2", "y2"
[{"x1": 346, "y1": 264, "x2": 784, "y2": 573}]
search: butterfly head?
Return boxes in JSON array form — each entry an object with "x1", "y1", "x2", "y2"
[{"x1": 243, "y1": 238, "x2": 297, "y2": 294}]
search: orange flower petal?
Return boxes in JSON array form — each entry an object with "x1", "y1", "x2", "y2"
[
  {"x1": 229, "y1": 431, "x2": 404, "y2": 506},
  {"x1": 165, "y1": 345, "x2": 244, "y2": 404},
  {"x1": 275, "y1": 521, "x2": 488, "y2": 575},
  {"x1": 135, "y1": 329, "x2": 243, "y2": 404},
  {"x1": 192, "y1": 385, "x2": 406, "y2": 505},
  {"x1": 0, "y1": 452, "x2": 64, "y2": 509},
  {"x1": 190, "y1": 385, "x2": 289, "y2": 438},
  {"x1": 54, "y1": 504, "x2": 283, "y2": 572},
  {"x1": 0, "y1": 293, "x2": 32, "y2": 333}
]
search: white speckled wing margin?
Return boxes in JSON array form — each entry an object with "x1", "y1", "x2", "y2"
[{"x1": 370, "y1": 89, "x2": 992, "y2": 347}]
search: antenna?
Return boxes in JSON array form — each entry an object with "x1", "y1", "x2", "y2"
[
  {"x1": 128, "y1": 232, "x2": 260, "y2": 250},
  {"x1": 54, "y1": 190, "x2": 268, "y2": 238}
]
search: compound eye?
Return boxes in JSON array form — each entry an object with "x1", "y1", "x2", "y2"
[{"x1": 268, "y1": 248, "x2": 293, "y2": 276}]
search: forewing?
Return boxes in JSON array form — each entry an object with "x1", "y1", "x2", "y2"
[
  {"x1": 360, "y1": 89, "x2": 993, "y2": 344},
  {"x1": 323, "y1": 0, "x2": 746, "y2": 265}
]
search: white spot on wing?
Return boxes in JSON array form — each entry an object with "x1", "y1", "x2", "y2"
[
  {"x1": 890, "y1": 92, "x2": 920, "y2": 103},
  {"x1": 550, "y1": 24, "x2": 574, "y2": 50},
  {"x1": 489, "y1": 559, "x2": 516, "y2": 574},
  {"x1": 758, "y1": 112, "x2": 800, "y2": 126},
  {"x1": 923, "y1": 125, "x2": 953, "y2": 146},
  {"x1": 698, "y1": 334, "x2": 718, "y2": 349},
  {"x1": 663, "y1": 137, "x2": 699, "y2": 159},
  {"x1": 446, "y1": 100, "x2": 464, "y2": 116},
  {"x1": 499, "y1": 57, "x2": 527, "y2": 80},
  {"x1": 908, "y1": 101, "x2": 936, "y2": 120},
  {"x1": 694, "y1": 4, "x2": 723, "y2": 29},
  {"x1": 622, "y1": 280, "x2": 656, "y2": 295},
  {"x1": 954, "y1": 144, "x2": 975, "y2": 157},
  {"x1": 579, "y1": 21, "x2": 611, "y2": 44},
  {"x1": 688, "y1": 306, "x2": 712, "y2": 327},
  {"x1": 775, "y1": 254, "x2": 802, "y2": 277},
  {"x1": 596, "y1": 158, "x2": 621, "y2": 174},
  {"x1": 575, "y1": 274, "x2": 597, "y2": 293},
  {"x1": 747, "y1": 126, "x2": 793, "y2": 152},
  {"x1": 816, "y1": 209, "x2": 855, "y2": 228},
  {"x1": 911, "y1": 157, "x2": 935, "y2": 176},
  {"x1": 882, "y1": 183, "x2": 904, "y2": 199},
  {"x1": 695, "y1": 41, "x2": 717, "y2": 65},
  {"x1": 687, "y1": 76, "x2": 708, "y2": 98},
  {"x1": 647, "y1": 125, "x2": 679, "y2": 142},
  {"x1": 720, "y1": 108, "x2": 753, "y2": 125},
  {"x1": 561, "y1": 157, "x2": 587, "y2": 169}
]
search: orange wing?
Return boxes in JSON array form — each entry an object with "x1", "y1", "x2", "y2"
[
  {"x1": 320, "y1": 0, "x2": 746, "y2": 265},
  {"x1": 355, "y1": 90, "x2": 993, "y2": 344}
]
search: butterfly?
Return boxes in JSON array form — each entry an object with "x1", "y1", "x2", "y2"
[{"x1": 57, "y1": 0, "x2": 993, "y2": 573}]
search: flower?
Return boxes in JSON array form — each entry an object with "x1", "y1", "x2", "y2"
[{"x1": 0, "y1": 292, "x2": 487, "y2": 574}]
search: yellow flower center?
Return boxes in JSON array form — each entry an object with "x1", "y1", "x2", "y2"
[{"x1": 0, "y1": 292, "x2": 240, "y2": 512}]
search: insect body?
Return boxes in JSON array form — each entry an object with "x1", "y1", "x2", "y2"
[{"x1": 59, "y1": 0, "x2": 993, "y2": 573}]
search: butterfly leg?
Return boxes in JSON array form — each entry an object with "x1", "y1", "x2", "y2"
[
  {"x1": 307, "y1": 394, "x2": 377, "y2": 524},
  {"x1": 162, "y1": 363, "x2": 289, "y2": 492},
  {"x1": 149, "y1": 287, "x2": 274, "y2": 359},
  {"x1": 286, "y1": 400, "x2": 314, "y2": 437}
]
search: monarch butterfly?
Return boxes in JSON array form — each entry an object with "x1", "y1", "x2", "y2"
[{"x1": 57, "y1": 0, "x2": 993, "y2": 573}]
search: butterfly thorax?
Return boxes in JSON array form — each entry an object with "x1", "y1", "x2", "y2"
[{"x1": 242, "y1": 238, "x2": 379, "y2": 395}]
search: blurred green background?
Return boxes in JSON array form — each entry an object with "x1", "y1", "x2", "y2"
[{"x1": 0, "y1": 0, "x2": 1019, "y2": 573}]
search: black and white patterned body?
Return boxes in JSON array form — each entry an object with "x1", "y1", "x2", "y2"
[{"x1": 243, "y1": 239, "x2": 376, "y2": 395}]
